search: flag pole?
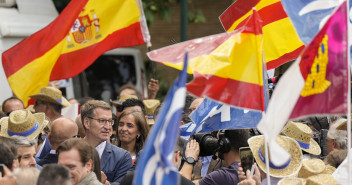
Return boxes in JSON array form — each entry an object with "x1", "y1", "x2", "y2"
[
  {"x1": 252, "y1": 6, "x2": 271, "y2": 184},
  {"x1": 147, "y1": 46, "x2": 156, "y2": 79},
  {"x1": 264, "y1": 136, "x2": 271, "y2": 185},
  {"x1": 346, "y1": 0, "x2": 351, "y2": 184}
]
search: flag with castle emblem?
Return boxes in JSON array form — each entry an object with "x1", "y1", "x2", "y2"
[
  {"x1": 257, "y1": 2, "x2": 348, "y2": 166},
  {"x1": 2, "y1": 0, "x2": 150, "y2": 106}
]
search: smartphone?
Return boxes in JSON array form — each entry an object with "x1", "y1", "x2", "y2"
[
  {"x1": 0, "y1": 164, "x2": 4, "y2": 177},
  {"x1": 239, "y1": 147, "x2": 254, "y2": 173}
]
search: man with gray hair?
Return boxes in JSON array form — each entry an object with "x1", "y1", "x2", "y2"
[
  {"x1": 81, "y1": 100, "x2": 131, "y2": 184},
  {"x1": 13, "y1": 167, "x2": 40, "y2": 185},
  {"x1": 37, "y1": 164, "x2": 71, "y2": 185},
  {"x1": 327, "y1": 118, "x2": 348, "y2": 154},
  {"x1": 10, "y1": 136, "x2": 37, "y2": 168}
]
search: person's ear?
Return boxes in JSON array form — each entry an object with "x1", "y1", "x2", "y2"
[
  {"x1": 48, "y1": 133, "x2": 52, "y2": 143},
  {"x1": 86, "y1": 159, "x2": 93, "y2": 173},
  {"x1": 175, "y1": 151, "x2": 181, "y2": 162},
  {"x1": 83, "y1": 117, "x2": 90, "y2": 130}
]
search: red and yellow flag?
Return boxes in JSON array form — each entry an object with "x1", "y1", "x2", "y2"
[
  {"x1": 148, "y1": 10, "x2": 265, "y2": 111},
  {"x1": 219, "y1": 0, "x2": 304, "y2": 69},
  {"x1": 2, "y1": 0, "x2": 150, "y2": 106}
]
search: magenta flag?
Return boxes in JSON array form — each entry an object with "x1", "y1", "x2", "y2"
[{"x1": 290, "y1": 2, "x2": 348, "y2": 119}]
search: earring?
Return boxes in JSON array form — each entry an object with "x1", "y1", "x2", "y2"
[{"x1": 137, "y1": 135, "x2": 140, "y2": 140}]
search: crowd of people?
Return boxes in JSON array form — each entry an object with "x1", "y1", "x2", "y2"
[{"x1": 0, "y1": 77, "x2": 350, "y2": 185}]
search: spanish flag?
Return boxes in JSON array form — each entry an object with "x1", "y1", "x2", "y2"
[
  {"x1": 148, "y1": 10, "x2": 265, "y2": 111},
  {"x1": 219, "y1": 0, "x2": 305, "y2": 69},
  {"x1": 2, "y1": 0, "x2": 150, "y2": 106}
]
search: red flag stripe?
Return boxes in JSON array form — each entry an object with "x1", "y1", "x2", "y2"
[
  {"x1": 220, "y1": 0, "x2": 260, "y2": 30},
  {"x1": 50, "y1": 22, "x2": 145, "y2": 80},
  {"x1": 234, "y1": 2, "x2": 287, "y2": 29},
  {"x1": 2, "y1": 0, "x2": 88, "y2": 77},
  {"x1": 266, "y1": 45, "x2": 305, "y2": 69},
  {"x1": 187, "y1": 72, "x2": 264, "y2": 111}
]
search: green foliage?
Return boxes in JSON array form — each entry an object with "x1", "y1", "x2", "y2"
[{"x1": 188, "y1": 9, "x2": 206, "y2": 23}]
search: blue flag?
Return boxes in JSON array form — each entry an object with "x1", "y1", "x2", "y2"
[
  {"x1": 185, "y1": 98, "x2": 262, "y2": 136},
  {"x1": 133, "y1": 53, "x2": 188, "y2": 185},
  {"x1": 281, "y1": 0, "x2": 342, "y2": 45}
]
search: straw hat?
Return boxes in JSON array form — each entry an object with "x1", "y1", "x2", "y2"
[
  {"x1": 282, "y1": 121, "x2": 321, "y2": 155},
  {"x1": 298, "y1": 158, "x2": 325, "y2": 178},
  {"x1": 143, "y1": 99, "x2": 160, "y2": 125},
  {"x1": 248, "y1": 135, "x2": 303, "y2": 178},
  {"x1": 29, "y1": 87, "x2": 70, "y2": 107},
  {"x1": 110, "y1": 94, "x2": 138, "y2": 107},
  {"x1": 306, "y1": 174, "x2": 338, "y2": 185},
  {"x1": 323, "y1": 165, "x2": 336, "y2": 174},
  {"x1": 278, "y1": 178, "x2": 306, "y2": 185},
  {"x1": 336, "y1": 117, "x2": 352, "y2": 130},
  {"x1": 0, "y1": 110, "x2": 48, "y2": 139}
]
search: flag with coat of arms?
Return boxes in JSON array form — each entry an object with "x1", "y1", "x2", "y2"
[{"x1": 2, "y1": 0, "x2": 150, "y2": 106}]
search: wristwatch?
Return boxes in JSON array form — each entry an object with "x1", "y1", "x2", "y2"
[{"x1": 185, "y1": 156, "x2": 196, "y2": 165}]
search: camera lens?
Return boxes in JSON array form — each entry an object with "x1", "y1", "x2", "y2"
[{"x1": 194, "y1": 133, "x2": 219, "y2": 156}]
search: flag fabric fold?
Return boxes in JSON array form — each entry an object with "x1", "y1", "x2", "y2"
[
  {"x1": 257, "y1": 2, "x2": 348, "y2": 166},
  {"x1": 180, "y1": 98, "x2": 262, "y2": 137},
  {"x1": 219, "y1": 0, "x2": 305, "y2": 69},
  {"x1": 2, "y1": 0, "x2": 150, "y2": 106},
  {"x1": 148, "y1": 9, "x2": 265, "y2": 111},
  {"x1": 133, "y1": 53, "x2": 188, "y2": 185},
  {"x1": 280, "y1": 0, "x2": 342, "y2": 45}
]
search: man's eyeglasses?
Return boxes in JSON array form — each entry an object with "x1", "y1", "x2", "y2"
[{"x1": 87, "y1": 117, "x2": 114, "y2": 126}]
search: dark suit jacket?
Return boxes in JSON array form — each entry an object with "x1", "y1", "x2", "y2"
[
  {"x1": 101, "y1": 142, "x2": 132, "y2": 185},
  {"x1": 37, "y1": 153, "x2": 58, "y2": 166}
]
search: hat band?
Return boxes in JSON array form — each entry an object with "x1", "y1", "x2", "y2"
[
  {"x1": 56, "y1": 99, "x2": 62, "y2": 104},
  {"x1": 296, "y1": 140, "x2": 310, "y2": 149},
  {"x1": 7, "y1": 121, "x2": 39, "y2": 137},
  {"x1": 258, "y1": 146, "x2": 291, "y2": 169},
  {"x1": 147, "y1": 115, "x2": 154, "y2": 119}
]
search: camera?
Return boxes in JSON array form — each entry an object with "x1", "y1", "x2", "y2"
[{"x1": 194, "y1": 133, "x2": 219, "y2": 157}]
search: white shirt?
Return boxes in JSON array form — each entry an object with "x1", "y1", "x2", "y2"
[{"x1": 95, "y1": 141, "x2": 107, "y2": 159}]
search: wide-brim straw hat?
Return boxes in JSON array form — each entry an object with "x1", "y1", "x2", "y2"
[
  {"x1": 0, "y1": 110, "x2": 48, "y2": 139},
  {"x1": 248, "y1": 135, "x2": 303, "y2": 178},
  {"x1": 110, "y1": 94, "x2": 138, "y2": 107},
  {"x1": 143, "y1": 99, "x2": 160, "y2": 125},
  {"x1": 29, "y1": 87, "x2": 70, "y2": 107},
  {"x1": 282, "y1": 121, "x2": 321, "y2": 155},
  {"x1": 278, "y1": 178, "x2": 306, "y2": 185},
  {"x1": 298, "y1": 158, "x2": 325, "y2": 178},
  {"x1": 306, "y1": 174, "x2": 338, "y2": 185}
]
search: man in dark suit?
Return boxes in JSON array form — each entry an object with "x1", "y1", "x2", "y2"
[
  {"x1": 81, "y1": 100, "x2": 132, "y2": 185},
  {"x1": 38, "y1": 118, "x2": 78, "y2": 166}
]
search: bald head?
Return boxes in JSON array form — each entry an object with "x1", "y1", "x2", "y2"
[
  {"x1": 49, "y1": 118, "x2": 78, "y2": 150},
  {"x1": 189, "y1": 98, "x2": 204, "y2": 113}
]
